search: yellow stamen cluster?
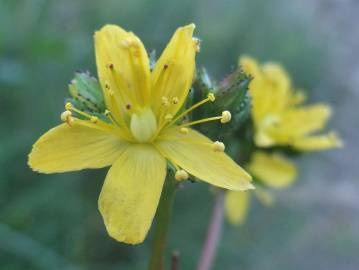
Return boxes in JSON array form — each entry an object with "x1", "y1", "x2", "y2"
[
  {"x1": 175, "y1": 170, "x2": 189, "y2": 181},
  {"x1": 62, "y1": 102, "x2": 116, "y2": 130}
]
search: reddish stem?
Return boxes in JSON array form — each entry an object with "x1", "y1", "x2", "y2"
[{"x1": 197, "y1": 189, "x2": 225, "y2": 270}]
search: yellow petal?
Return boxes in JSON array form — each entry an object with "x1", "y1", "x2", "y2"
[
  {"x1": 225, "y1": 191, "x2": 250, "y2": 225},
  {"x1": 247, "y1": 151, "x2": 297, "y2": 189},
  {"x1": 151, "y1": 24, "x2": 197, "y2": 120},
  {"x1": 28, "y1": 124, "x2": 127, "y2": 173},
  {"x1": 292, "y1": 132, "x2": 343, "y2": 151},
  {"x1": 95, "y1": 25, "x2": 151, "y2": 118},
  {"x1": 262, "y1": 62, "x2": 291, "y2": 99},
  {"x1": 98, "y1": 144, "x2": 166, "y2": 244},
  {"x1": 256, "y1": 104, "x2": 333, "y2": 147},
  {"x1": 155, "y1": 127, "x2": 253, "y2": 191},
  {"x1": 239, "y1": 56, "x2": 261, "y2": 79},
  {"x1": 278, "y1": 104, "x2": 332, "y2": 138}
]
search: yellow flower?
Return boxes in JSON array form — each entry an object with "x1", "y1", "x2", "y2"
[
  {"x1": 239, "y1": 56, "x2": 343, "y2": 151},
  {"x1": 28, "y1": 24, "x2": 253, "y2": 244},
  {"x1": 225, "y1": 151, "x2": 296, "y2": 225}
]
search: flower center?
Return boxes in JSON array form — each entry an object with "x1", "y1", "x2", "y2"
[{"x1": 130, "y1": 108, "x2": 157, "y2": 142}]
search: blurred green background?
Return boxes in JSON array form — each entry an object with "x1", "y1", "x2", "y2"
[{"x1": 1, "y1": 0, "x2": 357, "y2": 269}]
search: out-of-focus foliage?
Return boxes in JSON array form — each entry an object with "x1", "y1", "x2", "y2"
[{"x1": 0, "y1": 0, "x2": 357, "y2": 270}]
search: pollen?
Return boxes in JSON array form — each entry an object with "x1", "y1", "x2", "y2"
[
  {"x1": 221, "y1": 111, "x2": 231, "y2": 123},
  {"x1": 180, "y1": 127, "x2": 189, "y2": 134},
  {"x1": 212, "y1": 141, "x2": 225, "y2": 152},
  {"x1": 175, "y1": 170, "x2": 189, "y2": 181}
]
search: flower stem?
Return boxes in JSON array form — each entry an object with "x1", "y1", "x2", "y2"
[
  {"x1": 197, "y1": 189, "x2": 225, "y2": 270},
  {"x1": 148, "y1": 174, "x2": 178, "y2": 270}
]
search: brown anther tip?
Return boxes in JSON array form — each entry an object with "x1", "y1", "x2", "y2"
[
  {"x1": 108, "y1": 63, "x2": 114, "y2": 69},
  {"x1": 126, "y1": 104, "x2": 131, "y2": 110},
  {"x1": 164, "y1": 64, "x2": 169, "y2": 70}
]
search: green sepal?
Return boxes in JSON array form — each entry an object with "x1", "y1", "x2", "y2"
[
  {"x1": 67, "y1": 71, "x2": 106, "y2": 113},
  {"x1": 215, "y1": 68, "x2": 252, "y2": 126}
]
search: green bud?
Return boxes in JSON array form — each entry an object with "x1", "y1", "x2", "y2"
[
  {"x1": 215, "y1": 69, "x2": 252, "y2": 126},
  {"x1": 67, "y1": 71, "x2": 106, "y2": 114}
]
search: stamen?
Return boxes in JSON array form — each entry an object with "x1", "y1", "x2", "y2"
[
  {"x1": 175, "y1": 170, "x2": 189, "y2": 181},
  {"x1": 60, "y1": 110, "x2": 74, "y2": 126},
  {"x1": 61, "y1": 110, "x2": 72, "y2": 121},
  {"x1": 207, "y1": 93, "x2": 215, "y2": 102},
  {"x1": 212, "y1": 141, "x2": 225, "y2": 152},
  {"x1": 105, "y1": 109, "x2": 121, "y2": 128},
  {"x1": 69, "y1": 106, "x2": 94, "y2": 120},
  {"x1": 178, "y1": 116, "x2": 222, "y2": 128},
  {"x1": 179, "y1": 127, "x2": 189, "y2": 134},
  {"x1": 169, "y1": 93, "x2": 216, "y2": 125},
  {"x1": 65, "y1": 102, "x2": 72, "y2": 110},
  {"x1": 90, "y1": 116, "x2": 98, "y2": 123},
  {"x1": 221, "y1": 111, "x2": 231, "y2": 123}
]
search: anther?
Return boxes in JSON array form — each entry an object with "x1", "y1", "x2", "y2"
[
  {"x1": 165, "y1": 114, "x2": 173, "y2": 122},
  {"x1": 107, "y1": 63, "x2": 114, "y2": 70},
  {"x1": 104, "y1": 109, "x2": 110, "y2": 116},
  {"x1": 108, "y1": 89, "x2": 115, "y2": 96},
  {"x1": 162, "y1": 96, "x2": 170, "y2": 106},
  {"x1": 65, "y1": 102, "x2": 72, "y2": 110},
  {"x1": 207, "y1": 93, "x2": 215, "y2": 102},
  {"x1": 90, "y1": 116, "x2": 98, "y2": 123},
  {"x1": 172, "y1": 97, "x2": 179, "y2": 104},
  {"x1": 221, "y1": 111, "x2": 231, "y2": 123},
  {"x1": 164, "y1": 64, "x2": 169, "y2": 70},
  {"x1": 179, "y1": 127, "x2": 189, "y2": 134},
  {"x1": 61, "y1": 110, "x2": 72, "y2": 122},
  {"x1": 126, "y1": 104, "x2": 131, "y2": 110},
  {"x1": 212, "y1": 141, "x2": 225, "y2": 152},
  {"x1": 175, "y1": 170, "x2": 189, "y2": 181}
]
